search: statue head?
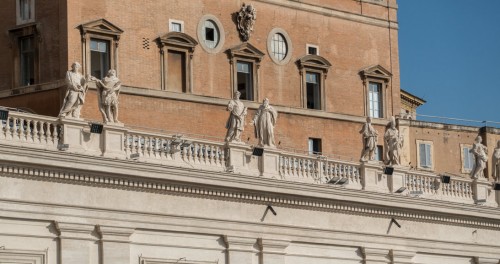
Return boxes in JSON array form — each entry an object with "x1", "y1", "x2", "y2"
[
  {"x1": 246, "y1": 4, "x2": 254, "y2": 12},
  {"x1": 71, "y1": 62, "x2": 81, "y2": 72},
  {"x1": 263, "y1": 98, "x2": 269, "y2": 107},
  {"x1": 107, "y1": 69, "x2": 116, "y2": 77},
  {"x1": 475, "y1": 135, "x2": 483, "y2": 144},
  {"x1": 366, "y1": 117, "x2": 372, "y2": 123},
  {"x1": 390, "y1": 116, "x2": 396, "y2": 129},
  {"x1": 234, "y1": 91, "x2": 241, "y2": 99}
]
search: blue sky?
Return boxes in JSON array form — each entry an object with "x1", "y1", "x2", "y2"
[{"x1": 398, "y1": 0, "x2": 500, "y2": 126}]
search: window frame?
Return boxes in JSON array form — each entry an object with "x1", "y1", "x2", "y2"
[
  {"x1": 8, "y1": 23, "x2": 40, "y2": 88},
  {"x1": 169, "y1": 19, "x2": 184, "y2": 33},
  {"x1": 266, "y1": 28, "x2": 293, "y2": 65},
  {"x1": 460, "y1": 144, "x2": 475, "y2": 173},
  {"x1": 306, "y1": 44, "x2": 319, "y2": 55},
  {"x1": 359, "y1": 65, "x2": 392, "y2": 119},
  {"x1": 197, "y1": 14, "x2": 225, "y2": 54},
  {"x1": 308, "y1": 137, "x2": 322, "y2": 155},
  {"x1": 368, "y1": 81, "x2": 384, "y2": 118},
  {"x1": 79, "y1": 19, "x2": 123, "y2": 77},
  {"x1": 305, "y1": 71, "x2": 322, "y2": 110},
  {"x1": 416, "y1": 140, "x2": 434, "y2": 171},
  {"x1": 296, "y1": 55, "x2": 332, "y2": 111},
  {"x1": 0, "y1": 248, "x2": 47, "y2": 264},
  {"x1": 157, "y1": 31, "x2": 198, "y2": 93},
  {"x1": 227, "y1": 42, "x2": 265, "y2": 102},
  {"x1": 16, "y1": 0, "x2": 35, "y2": 25}
]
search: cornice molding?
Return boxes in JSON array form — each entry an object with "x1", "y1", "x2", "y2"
[{"x1": 0, "y1": 148, "x2": 499, "y2": 231}]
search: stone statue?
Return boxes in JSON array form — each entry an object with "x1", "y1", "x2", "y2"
[
  {"x1": 493, "y1": 140, "x2": 500, "y2": 181},
  {"x1": 236, "y1": 3, "x2": 257, "y2": 42},
  {"x1": 90, "y1": 69, "x2": 121, "y2": 123},
  {"x1": 253, "y1": 98, "x2": 278, "y2": 148},
  {"x1": 225, "y1": 91, "x2": 247, "y2": 143},
  {"x1": 58, "y1": 62, "x2": 88, "y2": 119},
  {"x1": 360, "y1": 117, "x2": 379, "y2": 162},
  {"x1": 470, "y1": 135, "x2": 488, "y2": 179},
  {"x1": 384, "y1": 116, "x2": 403, "y2": 166}
]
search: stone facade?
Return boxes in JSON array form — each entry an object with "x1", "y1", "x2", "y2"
[{"x1": 1, "y1": 0, "x2": 500, "y2": 263}]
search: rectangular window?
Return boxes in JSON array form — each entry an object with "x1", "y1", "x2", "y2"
[
  {"x1": 170, "y1": 21, "x2": 183, "y2": 32},
  {"x1": 306, "y1": 72, "x2": 321, "y2": 110},
  {"x1": 307, "y1": 46, "x2": 318, "y2": 55},
  {"x1": 419, "y1": 143, "x2": 432, "y2": 168},
  {"x1": 308, "y1": 138, "x2": 322, "y2": 155},
  {"x1": 167, "y1": 50, "x2": 186, "y2": 92},
  {"x1": 90, "y1": 39, "x2": 110, "y2": 79},
  {"x1": 20, "y1": 36, "x2": 35, "y2": 86},
  {"x1": 375, "y1": 145, "x2": 384, "y2": 161},
  {"x1": 17, "y1": 0, "x2": 34, "y2": 24},
  {"x1": 368, "y1": 82, "x2": 383, "y2": 118},
  {"x1": 463, "y1": 146, "x2": 475, "y2": 171},
  {"x1": 237, "y1": 61, "x2": 253, "y2": 101}
]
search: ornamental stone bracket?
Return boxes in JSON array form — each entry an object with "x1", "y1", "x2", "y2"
[
  {"x1": 97, "y1": 225, "x2": 135, "y2": 264},
  {"x1": 54, "y1": 222, "x2": 97, "y2": 264},
  {"x1": 391, "y1": 250, "x2": 416, "y2": 264},
  {"x1": 474, "y1": 257, "x2": 500, "y2": 264}
]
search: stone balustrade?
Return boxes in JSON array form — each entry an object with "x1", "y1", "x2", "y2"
[{"x1": 0, "y1": 110, "x2": 498, "y2": 207}]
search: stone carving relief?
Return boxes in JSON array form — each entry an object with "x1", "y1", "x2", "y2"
[
  {"x1": 90, "y1": 69, "x2": 121, "y2": 124},
  {"x1": 360, "y1": 117, "x2": 379, "y2": 162},
  {"x1": 493, "y1": 140, "x2": 500, "y2": 181},
  {"x1": 225, "y1": 91, "x2": 248, "y2": 143},
  {"x1": 253, "y1": 98, "x2": 278, "y2": 148},
  {"x1": 59, "y1": 62, "x2": 88, "y2": 119},
  {"x1": 236, "y1": 3, "x2": 257, "y2": 42},
  {"x1": 470, "y1": 135, "x2": 488, "y2": 179},
  {"x1": 384, "y1": 116, "x2": 403, "y2": 166}
]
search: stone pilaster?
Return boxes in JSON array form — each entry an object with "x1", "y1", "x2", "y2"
[
  {"x1": 102, "y1": 123, "x2": 127, "y2": 159},
  {"x1": 259, "y1": 238, "x2": 290, "y2": 264},
  {"x1": 473, "y1": 179, "x2": 496, "y2": 206},
  {"x1": 97, "y1": 225, "x2": 134, "y2": 264},
  {"x1": 361, "y1": 161, "x2": 387, "y2": 192},
  {"x1": 224, "y1": 236, "x2": 258, "y2": 264},
  {"x1": 260, "y1": 147, "x2": 282, "y2": 179},
  {"x1": 55, "y1": 222, "x2": 96, "y2": 264},
  {"x1": 362, "y1": 248, "x2": 391, "y2": 264},
  {"x1": 475, "y1": 257, "x2": 500, "y2": 264},
  {"x1": 391, "y1": 250, "x2": 416, "y2": 264}
]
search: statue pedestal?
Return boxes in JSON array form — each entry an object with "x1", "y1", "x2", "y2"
[
  {"x1": 226, "y1": 143, "x2": 258, "y2": 176},
  {"x1": 102, "y1": 123, "x2": 127, "y2": 159},
  {"x1": 260, "y1": 147, "x2": 282, "y2": 179},
  {"x1": 389, "y1": 166, "x2": 409, "y2": 194},
  {"x1": 473, "y1": 179, "x2": 496, "y2": 206},
  {"x1": 60, "y1": 117, "x2": 102, "y2": 155},
  {"x1": 360, "y1": 161, "x2": 387, "y2": 192}
]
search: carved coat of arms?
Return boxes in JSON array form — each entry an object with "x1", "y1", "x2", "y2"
[{"x1": 236, "y1": 3, "x2": 257, "y2": 42}]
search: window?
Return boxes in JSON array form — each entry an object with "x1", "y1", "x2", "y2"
[
  {"x1": 267, "y1": 28, "x2": 292, "y2": 65},
  {"x1": 79, "y1": 19, "x2": 123, "y2": 77},
  {"x1": 157, "y1": 32, "x2": 198, "y2": 92},
  {"x1": 368, "y1": 82, "x2": 383, "y2": 118},
  {"x1": 375, "y1": 145, "x2": 384, "y2": 161},
  {"x1": 306, "y1": 72, "x2": 321, "y2": 110},
  {"x1": 360, "y1": 65, "x2": 392, "y2": 118},
  {"x1": 297, "y1": 55, "x2": 332, "y2": 111},
  {"x1": 197, "y1": 15, "x2": 225, "y2": 53},
  {"x1": 20, "y1": 36, "x2": 35, "y2": 86},
  {"x1": 416, "y1": 140, "x2": 433, "y2": 170},
  {"x1": 271, "y1": 33, "x2": 287, "y2": 61},
  {"x1": 461, "y1": 145, "x2": 475, "y2": 172},
  {"x1": 308, "y1": 138, "x2": 322, "y2": 155},
  {"x1": 90, "y1": 39, "x2": 110, "y2": 79},
  {"x1": 307, "y1": 44, "x2": 319, "y2": 55},
  {"x1": 17, "y1": 0, "x2": 35, "y2": 24},
  {"x1": 0, "y1": 249, "x2": 47, "y2": 264},
  {"x1": 227, "y1": 42, "x2": 264, "y2": 102},
  {"x1": 237, "y1": 61, "x2": 253, "y2": 100},
  {"x1": 169, "y1": 19, "x2": 184, "y2": 32}
]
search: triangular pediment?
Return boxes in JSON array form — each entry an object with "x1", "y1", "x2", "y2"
[
  {"x1": 360, "y1": 65, "x2": 392, "y2": 80},
  {"x1": 297, "y1": 55, "x2": 332, "y2": 72},
  {"x1": 158, "y1": 32, "x2": 198, "y2": 50},
  {"x1": 227, "y1": 42, "x2": 265, "y2": 60},
  {"x1": 79, "y1": 19, "x2": 123, "y2": 36}
]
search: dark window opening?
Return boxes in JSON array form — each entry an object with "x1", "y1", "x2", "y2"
[
  {"x1": 306, "y1": 72, "x2": 321, "y2": 110},
  {"x1": 205, "y1": 28, "x2": 215, "y2": 41},
  {"x1": 20, "y1": 36, "x2": 35, "y2": 86},
  {"x1": 90, "y1": 39, "x2": 110, "y2": 79},
  {"x1": 237, "y1": 61, "x2": 253, "y2": 101},
  {"x1": 308, "y1": 46, "x2": 318, "y2": 55},
  {"x1": 308, "y1": 138, "x2": 322, "y2": 155}
]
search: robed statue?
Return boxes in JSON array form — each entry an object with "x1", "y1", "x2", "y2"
[
  {"x1": 253, "y1": 98, "x2": 278, "y2": 148},
  {"x1": 225, "y1": 91, "x2": 247, "y2": 143},
  {"x1": 384, "y1": 116, "x2": 403, "y2": 166},
  {"x1": 470, "y1": 135, "x2": 488, "y2": 179},
  {"x1": 58, "y1": 62, "x2": 88, "y2": 118},
  {"x1": 90, "y1": 69, "x2": 121, "y2": 123},
  {"x1": 360, "y1": 117, "x2": 379, "y2": 162},
  {"x1": 493, "y1": 140, "x2": 500, "y2": 181}
]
